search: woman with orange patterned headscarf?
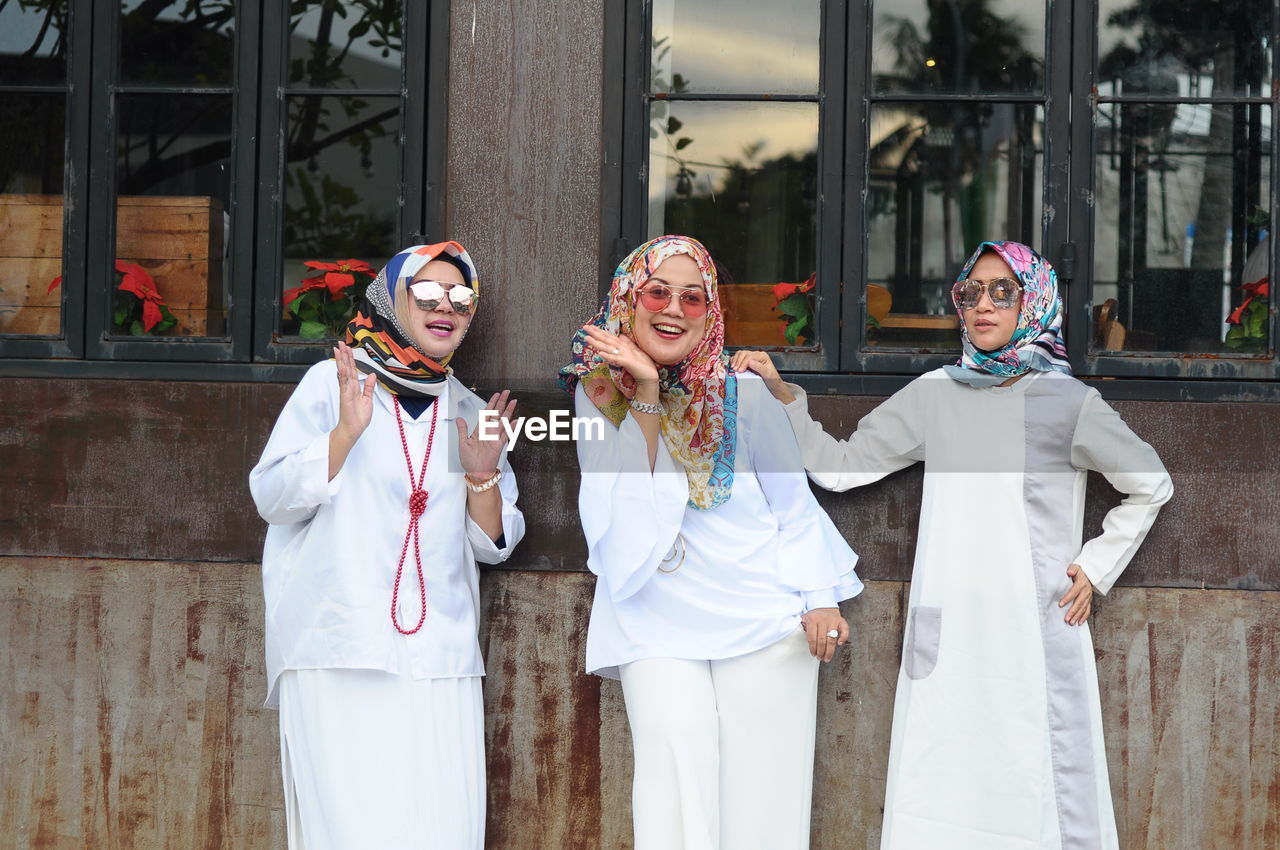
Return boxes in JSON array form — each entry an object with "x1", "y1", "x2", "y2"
[
  {"x1": 561, "y1": 235, "x2": 861, "y2": 849},
  {"x1": 251, "y1": 242, "x2": 525, "y2": 849}
]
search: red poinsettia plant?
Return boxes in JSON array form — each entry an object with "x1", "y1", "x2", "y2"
[
  {"x1": 283, "y1": 258, "x2": 377, "y2": 339},
  {"x1": 48, "y1": 261, "x2": 178, "y2": 335},
  {"x1": 1225, "y1": 277, "x2": 1270, "y2": 352},
  {"x1": 772, "y1": 273, "x2": 816, "y2": 346}
]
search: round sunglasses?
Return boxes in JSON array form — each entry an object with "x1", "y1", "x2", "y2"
[
  {"x1": 951, "y1": 277, "x2": 1023, "y2": 310},
  {"x1": 409, "y1": 279, "x2": 478, "y2": 315},
  {"x1": 634, "y1": 282, "x2": 709, "y2": 318}
]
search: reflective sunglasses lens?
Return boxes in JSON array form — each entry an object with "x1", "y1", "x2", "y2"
[
  {"x1": 409, "y1": 280, "x2": 445, "y2": 310},
  {"x1": 952, "y1": 281, "x2": 979, "y2": 309},
  {"x1": 448, "y1": 287, "x2": 476, "y2": 314},
  {"x1": 989, "y1": 279, "x2": 1020, "y2": 307}
]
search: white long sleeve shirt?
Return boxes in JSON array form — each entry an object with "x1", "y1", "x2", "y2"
[
  {"x1": 250, "y1": 361, "x2": 524, "y2": 707},
  {"x1": 575, "y1": 372, "x2": 862, "y2": 678}
]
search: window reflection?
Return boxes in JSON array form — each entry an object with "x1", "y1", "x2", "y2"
[
  {"x1": 1098, "y1": 0, "x2": 1273, "y2": 97},
  {"x1": 651, "y1": 0, "x2": 819, "y2": 95},
  {"x1": 864, "y1": 102, "x2": 1044, "y2": 351},
  {"x1": 282, "y1": 95, "x2": 399, "y2": 338},
  {"x1": 119, "y1": 0, "x2": 235, "y2": 86},
  {"x1": 289, "y1": 0, "x2": 403, "y2": 89},
  {"x1": 113, "y1": 95, "x2": 233, "y2": 338},
  {"x1": 647, "y1": 102, "x2": 818, "y2": 347},
  {"x1": 1092, "y1": 102, "x2": 1271, "y2": 354},
  {"x1": 0, "y1": 0, "x2": 67, "y2": 84},
  {"x1": 872, "y1": 0, "x2": 1044, "y2": 94},
  {"x1": 0, "y1": 94, "x2": 66, "y2": 337}
]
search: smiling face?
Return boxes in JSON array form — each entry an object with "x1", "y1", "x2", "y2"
[
  {"x1": 399, "y1": 259, "x2": 474, "y2": 359},
  {"x1": 961, "y1": 251, "x2": 1022, "y2": 352},
  {"x1": 630, "y1": 253, "x2": 709, "y2": 366}
]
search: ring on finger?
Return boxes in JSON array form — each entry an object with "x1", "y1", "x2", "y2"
[{"x1": 825, "y1": 629, "x2": 839, "y2": 639}]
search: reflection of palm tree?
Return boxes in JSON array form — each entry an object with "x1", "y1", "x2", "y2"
[
  {"x1": 872, "y1": 0, "x2": 1040, "y2": 307},
  {"x1": 1098, "y1": 0, "x2": 1268, "y2": 271}
]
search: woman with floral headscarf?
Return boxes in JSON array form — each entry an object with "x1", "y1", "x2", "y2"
[
  {"x1": 734, "y1": 241, "x2": 1173, "y2": 849},
  {"x1": 250, "y1": 242, "x2": 525, "y2": 849},
  {"x1": 560, "y1": 235, "x2": 861, "y2": 849}
]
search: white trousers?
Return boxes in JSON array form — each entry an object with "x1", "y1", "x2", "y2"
[
  {"x1": 276, "y1": 646, "x2": 485, "y2": 850},
  {"x1": 618, "y1": 627, "x2": 820, "y2": 850}
]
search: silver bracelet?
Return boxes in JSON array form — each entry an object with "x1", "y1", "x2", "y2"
[
  {"x1": 464, "y1": 469, "x2": 502, "y2": 493},
  {"x1": 628, "y1": 398, "x2": 662, "y2": 416}
]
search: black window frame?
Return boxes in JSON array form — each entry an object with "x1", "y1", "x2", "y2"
[
  {"x1": 601, "y1": 0, "x2": 1280, "y2": 402},
  {"x1": 0, "y1": 0, "x2": 449, "y2": 374}
]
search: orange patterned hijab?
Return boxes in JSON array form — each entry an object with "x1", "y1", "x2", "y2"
[{"x1": 345, "y1": 242, "x2": 479, "y2": 397}]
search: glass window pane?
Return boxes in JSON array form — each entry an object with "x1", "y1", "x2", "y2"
[
  {"x1": 0, "y1": 93, "x2": 66, "y2": 337},
  {"x1": 864, "y1": 102, "x2": 1044, "y2": 352},
  {"x1": 1098, "y1": 0, "x2": 1273, "y2": 97},
  {"x1": 288, "y1": 1, "x2": 403, "y2": 89},
  {"x1": 651, "y1": 0, "x2": 819, "y2": 95},
  {"x1": 113, "y1": 94, "x2": 232, "y2": 339},
  {"x1": 119, "y1": 0, "x2": 235, "y2": 86},
  {"x1": 647, "y1": 101, "x2": 818, "y2": 347},
  {"x1": 281, "y1": 95, "x2": 399, "y2": 339},
  {"x1": 1092, "y1": 102, "x2": 1271, "y2": 355},
  {"x1": 872, "y1": 0, "x2": 1045, "y2": 95},
  {"x1": 0, "y1": 0, "x2": 68, "y2": 84}
]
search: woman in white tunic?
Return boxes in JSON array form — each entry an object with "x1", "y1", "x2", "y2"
[
  {"x1": 559, "y1": 235, "x2": 862, "y2": 850},
  {"x1": 734, "y1": 241, "x2": 1173, "y2": 849},
  {"x1": 250, "y1": 242, "x2": 525, "y2": 850}
]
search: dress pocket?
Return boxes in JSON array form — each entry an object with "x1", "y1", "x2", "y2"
[{"x1": 905, "y1": 606, "x2": 942, "y2": 680}]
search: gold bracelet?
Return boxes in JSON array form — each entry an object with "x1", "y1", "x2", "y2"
[
  {"x1": 464, "y1": 469, "x2": 502, "y2": 493},
  {"x1": 657, "y1": 533, "x2": 686, "y2": 573}
]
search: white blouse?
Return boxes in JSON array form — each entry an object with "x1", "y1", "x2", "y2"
[
  {"x1": 250, "y1": 360, "x2": 525, "y2": 707},
  {"x1": 575, "y1": 372, "x2": 862, "y2": 678}
]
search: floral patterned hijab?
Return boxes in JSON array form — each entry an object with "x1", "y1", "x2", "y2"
[
  {"x1": 944, "y1": 240, "x2": 1072, "y2": 387},
  {"x1": 344, "y1": 241, "x2": 479, "y2": 397},
  {"x1": 559, "y1": 235, "x2": 738, "y2": 510}
]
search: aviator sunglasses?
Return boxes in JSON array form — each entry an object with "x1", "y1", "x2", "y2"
[
  {"x1": 951, "y1": 277, "x2": 1023, "y2": 310},
  {"x1": 634, "y1": 281, "x2": 709, "y2": 318},
  {"x1": 409, "y1": 279, "x2": 478, "y2": 315}
]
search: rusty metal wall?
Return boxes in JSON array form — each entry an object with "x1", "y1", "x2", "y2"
[{"x1": 3, "y1": 559, "x2": 1277, "y2": 848}]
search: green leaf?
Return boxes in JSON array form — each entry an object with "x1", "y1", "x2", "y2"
[
  {"x1": 114, "y1": 307, "x2": 130, "y2": 327},
  {"x1": 666, "y1": 116, "x2": 683, "y2": 135},
  {"x1": 129, "y1": 320, "x2": 145, "y2": 336},
  {"x1": 298, "y1": 320, "x2": 329, "y2": 339},
  {"x1": 783, "y1": 322, "x2": 800, "y2": 346},
  {"x1": 671, "y1": 73, "x2": 688, "y2": 92},
  {"x1": 790, "y1": 313, "x2": 812, "y2": 340},
  {"x1": 675, "y1": 137, "x2": 693, "y2": 151},
  {"x1": 866, "y1": 315, "x2": 881, "y2": 330},
  {"x1": 775, "y1": 292, "x2": 812, "y2": 318}
]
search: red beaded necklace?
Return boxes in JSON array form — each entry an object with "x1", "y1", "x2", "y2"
[{"x1": 390, "y1": 395, "x2": 439, "y2": 635}]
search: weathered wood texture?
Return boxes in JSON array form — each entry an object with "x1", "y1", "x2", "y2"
[
  {"x1": 443, "y1": 0, "x2": 606, "y2": 389},
  {"x1": 0, "y1": 378, "x2": 1274, "y2": 590},
  {"x1": 2, "y1": 562, "x2": 1277, "y2": 848}
]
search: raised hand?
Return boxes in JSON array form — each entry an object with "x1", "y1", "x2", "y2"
[
  {"x1": 583, "y1": 325, "x2": 659, "y2": 391},
  {"x1": 334, "y1": 340, "x2": 376, "y2": 441},
  {"x1": 729, "y1": 349, "x2": 794, "y2": 404},
  {"x1": 457, "y1": 390, "x2": 517, "y2": 480}
]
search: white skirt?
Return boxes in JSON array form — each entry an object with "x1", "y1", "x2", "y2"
[{"x1": 277, "y1": 645, "x2": 485, "y2": 850}]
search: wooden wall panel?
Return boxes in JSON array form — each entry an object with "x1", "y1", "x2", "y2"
[
  {"x1": 0, "y1": 378, "x2": 1276, "y2": 590},
  {"x1": 444, "y1": 0, "x2": 606, "y2": 389}
]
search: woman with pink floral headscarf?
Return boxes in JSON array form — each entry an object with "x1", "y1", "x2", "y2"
[
  {"x1": 561, "y1": 235, "x2": 861, "y2": 849},
  {"x1": 735, "y1": 241, "x2": 1173, "y2": 849}
]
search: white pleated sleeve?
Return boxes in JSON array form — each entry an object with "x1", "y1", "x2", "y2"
[
  {"x1": 781, "y1": 380, "x2": 926, "y2": 492},
  {"x1": 749, "y1": 380, "x2": 862, "y2": 609},
  {"x1": 1069, "y1": 391, "x2": 1174, "y2": 594}
]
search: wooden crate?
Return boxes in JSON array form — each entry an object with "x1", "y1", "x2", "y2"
[{"x1": 0, "y1": 194, "x2": 225, "y2": 337}]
